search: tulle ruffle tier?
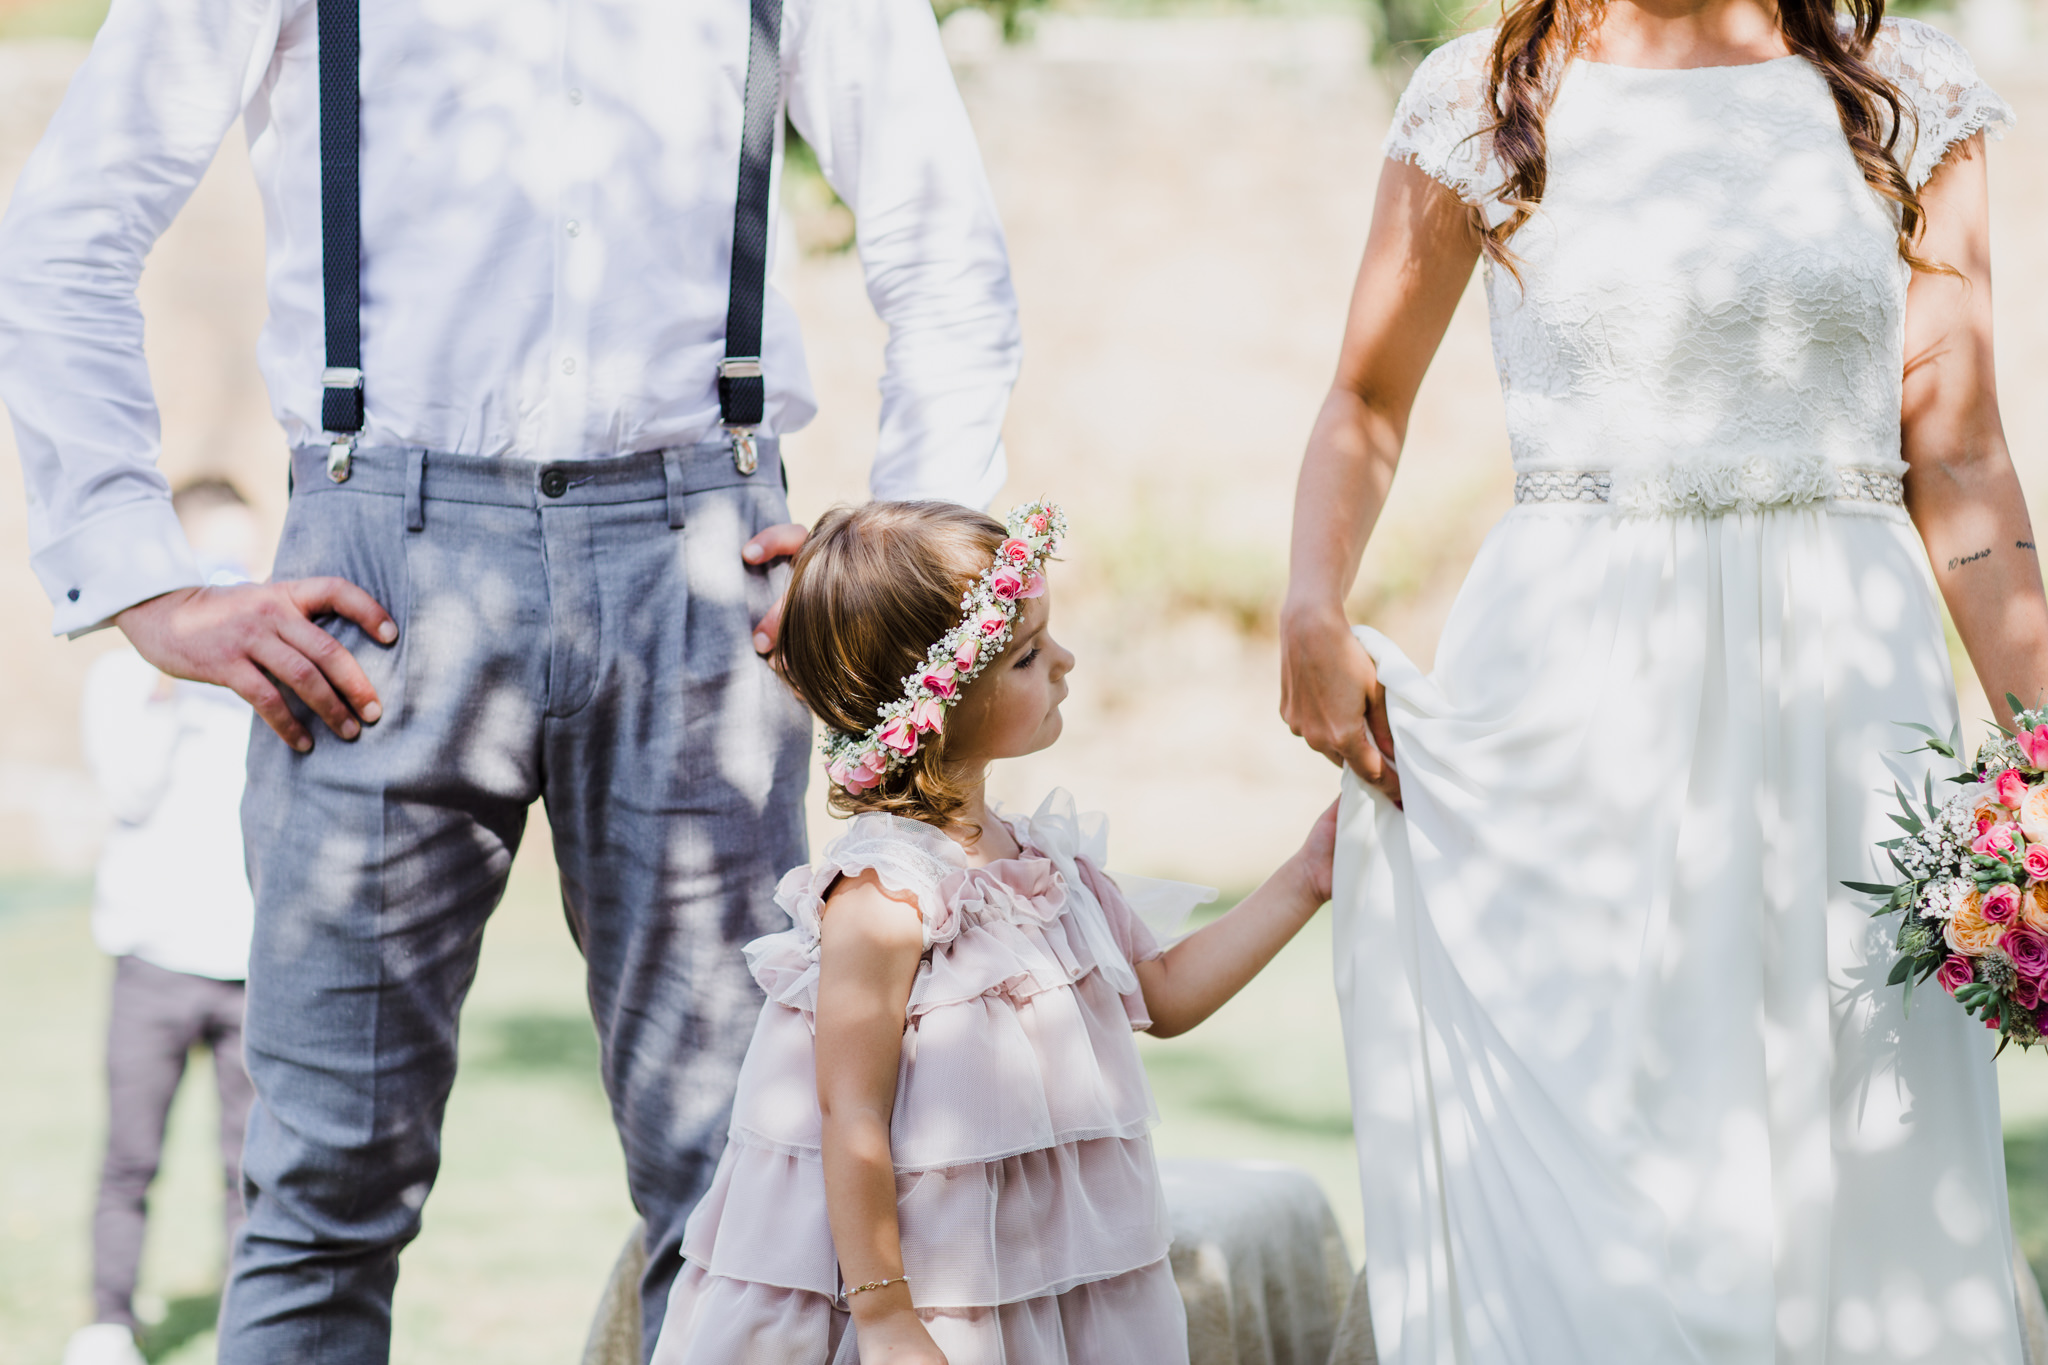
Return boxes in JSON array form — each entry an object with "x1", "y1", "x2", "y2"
[{"x1": 655, "y1": 1255, "x2": 1188, "y2": 1365}]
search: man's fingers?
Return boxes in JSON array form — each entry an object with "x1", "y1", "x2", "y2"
[
  {"x1": 230, "y1": 662, "x2": 312, "y2": 752},
  {"x1": 742, "y1": 522, "x2": 808, "y2": 566},
  {"x1": 287, "y1": 576, "x2": 398, "y2": 646},
  {"x1": 278, "y1": 613, "x2": 384, "y2": 726},
  {"x1": 753, "y1": 596, "x2": 785, "y2": 656},
  {"x1": 251, "y1": 637, "x2": 360, "y2": 740}
]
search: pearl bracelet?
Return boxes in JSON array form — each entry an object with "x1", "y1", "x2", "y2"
[{"x1": 845, "y1": 1275, "x2": 910, "y2": 1299}]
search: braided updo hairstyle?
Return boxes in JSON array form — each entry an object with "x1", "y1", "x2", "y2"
[{"x1": 775, "y1": 501, "x2": 1008, "y2": 832}]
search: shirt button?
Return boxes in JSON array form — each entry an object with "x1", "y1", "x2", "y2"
[
  {"x1": 561, "y1": 357, "x2": 577, "y2": 375},
  {"x1": 540, "y1": 468, "x2": 569, "y2": 499},
  {"x1": 566, "y1": 88, "x2": 583, "y2": 104},
  {"x1": 565, "y1": 220, "x2": 580, "y2": 237}
]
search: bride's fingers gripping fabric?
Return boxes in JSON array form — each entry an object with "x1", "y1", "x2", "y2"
[{"x1": 1298, "y1": 800, "x2": 1341, "y2": 903}]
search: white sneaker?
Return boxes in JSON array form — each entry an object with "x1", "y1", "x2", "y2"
[{"x1": 60, "y1": 1324, "x2": 146, "y2": 1365}]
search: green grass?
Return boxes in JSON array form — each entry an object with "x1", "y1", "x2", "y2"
[{"x1": 0, "y1": 0, "x2": 107, "y2": 41}]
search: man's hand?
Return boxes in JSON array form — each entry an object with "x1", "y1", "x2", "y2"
[
  {"x1": 115, "y1": 580, "x2": 397, "y2": 753},
  {"x1": 1279, "y1": 602, "x2": 1400, "y2": 806},
  {"x1": 743, "y1": 522, "x2": 809, "y2": 655}
]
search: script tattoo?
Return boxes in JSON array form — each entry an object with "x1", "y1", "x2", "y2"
[
  {"x1": 1949, "y1": 547, "x2": 1994, "y2": 570},
  {"x1": 2021, "y1": 540, "x2": 2038, "y2": 552}
]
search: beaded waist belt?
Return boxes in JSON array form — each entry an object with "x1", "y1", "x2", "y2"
[{"x1": 1513, "y1": 464, "x2": 1904, "y2": 514}]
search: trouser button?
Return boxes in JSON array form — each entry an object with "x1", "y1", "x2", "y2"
[{"x1": 540, "y1": 467, "x2": 569, "y2": 499}]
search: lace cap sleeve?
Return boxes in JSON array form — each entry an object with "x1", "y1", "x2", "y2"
[
  {"x1": 1383, "y1": 30, "x2": 1504, "y2": 208},
  {"x1": 1868, "y1": 18, "x2": 2015, "y2": 188}
]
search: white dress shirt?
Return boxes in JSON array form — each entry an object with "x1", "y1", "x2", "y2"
[
  {"x1": 81, "y1": 648, "x2": 255, "y2": 980},
  {"x1": 0, "y1": 0, "x2": 1022, "y2": 636}
]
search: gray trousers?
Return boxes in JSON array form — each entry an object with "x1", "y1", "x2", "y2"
[
  {"x1": 93, "y1": 955, "x2": 252, "y2": 1329},
  {"x1": 218, "y1": 440, "x2": 811, "y2": 1364}
]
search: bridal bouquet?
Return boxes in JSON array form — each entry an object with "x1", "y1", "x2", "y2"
[{"x1": 1853, "y1": 699, "x2": 2048, "y2": 1049}]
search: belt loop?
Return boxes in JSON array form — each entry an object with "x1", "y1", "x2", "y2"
[
  {"x1": 663, "y1": 448, "x2": 688, "y2": 530},
  {"x1": 405, "y1": 447, "x2": 427, "y2": 531}
]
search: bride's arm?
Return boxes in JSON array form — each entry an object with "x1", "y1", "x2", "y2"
[
  {"x1": 1280, "y1": 159, "x2": 1480, "y2": 800},
  {"x1": 1902, "y1": 133, "x2": 2048, "y2": 725}
]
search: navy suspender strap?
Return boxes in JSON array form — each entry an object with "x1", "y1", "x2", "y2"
[
  {"x1": 315, "y1": 0, "x2": 783, "y2": 481},
  {"x1": 718, "y1": 0, "x2": 783, "y2": 473},
  {"x1": 317, "y1": 0, "x2": 363, "y2": 473}
]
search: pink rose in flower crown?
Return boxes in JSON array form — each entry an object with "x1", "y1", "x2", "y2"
[
  {"x1": 836, "y1": 752, "x2": 885, "y2": 794},
  {"x1": 989, "y1": 566, "x2": 1028, "y2": 601},
  {"x1": 975, "y1": 607, "x2": 1008, "y2": 637},
  {"x1": 1985, "y1": 883, "x2": 2023, "y2": 925},
  {"x1": 1974, "y1": 822, "x2": 2019, "y2": 857},
  {"x1": 1937, "y1": 954, "x2": 1976, "y2": 994},
  {"x1": 1017, "y1": 570, "x2": 1046, "y2": 599},
  {"x1": 1027, "y1": 513, "x2": 1049, "y2": 534},
  {"x1": 1998, "y1": 768, "x2": 2031, "y2": 809},
  {"x1": 908, "y1": 697, "x2": 946, "y2": 736},
  {"x1": 2021, "y1": 724, "x2": 2048, "y2": 770},
  {"x1": 877, "y1": 716, "x2": 920, "y2": 758},
  {"x1": 954, "y1": 639, "x2": 979, "y2": 671},
  {"x1": 920, "y1": 661, "x2": 959, "y2": 699},
  {"x1": 998, "y1": 537, "x2": 1032, "y2": 566},
  {"x1": 2026, "y1": 845, "x2": 2048, "y2": 883}
]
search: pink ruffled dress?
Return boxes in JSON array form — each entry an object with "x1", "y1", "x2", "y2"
[{"x1": 651, "y1": 791, "x2": 1196, "y2": 1365}]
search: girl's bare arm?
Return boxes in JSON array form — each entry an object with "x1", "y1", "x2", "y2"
[
  {"x1": 1901, "y1": 134, "x2": 2048, "y2": 724},
  {"x1": 815, "y1": 872, "x2": 945, "y2": 1363},
  {"x1": 1280, "y1": 160, "x2": 1481, "y2": 803}
]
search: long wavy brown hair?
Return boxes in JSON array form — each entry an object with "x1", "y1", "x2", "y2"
[{"x1": 1481, "y1": 0, "x2": 1939, "y2": 273}]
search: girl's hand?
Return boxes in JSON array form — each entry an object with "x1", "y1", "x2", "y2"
[
  {"x1": 853, "y1": 1305, "x2": 949, "y2": 1364},
  {"x1": 1280, "y1": 604, "x2": 1400, "y2": 806},
  {"x1": 1291, "y1": 800, "x2": 1340, "y2": 905}
]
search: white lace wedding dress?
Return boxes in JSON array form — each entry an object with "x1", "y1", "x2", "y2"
[{"x1": 1334, "y1": 21, "x2": 2021, "y2": 1364}]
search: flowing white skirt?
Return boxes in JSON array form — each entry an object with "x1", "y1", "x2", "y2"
[{"x1": 1334, "y1": 501, "x2": 2024, "y2": 1365}]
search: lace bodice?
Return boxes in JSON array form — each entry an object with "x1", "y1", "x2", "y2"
[{"x1": 1386, "y1": 20, "x2": 2013, "y2": 515}]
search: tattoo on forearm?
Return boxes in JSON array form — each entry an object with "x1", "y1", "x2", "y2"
[
  {"x1": 2020, "y1": 540, "x2": 2037, "y2": 553},
  {"x1": 1949, "y1": 548, "x2": 1993, "y2": 570}
]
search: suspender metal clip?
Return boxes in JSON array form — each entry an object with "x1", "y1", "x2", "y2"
[
  {"x1": 327, "y1": 436, "x2": 356, "y2": 483},
  {"x1": 727, "y1": 426, "x2": 759, "y2": 476}
]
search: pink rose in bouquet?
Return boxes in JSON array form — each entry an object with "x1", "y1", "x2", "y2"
[
  {"x1": 2006, "y1": 925, "x2": 2048, "y2": 980},
  {"x1": 2027, "y1": 845, "x2": 2048, "y2": 883},
  {"x1": 1938, "y1": 954, "x2": 1976, "y2": 994},
  {"x1": 1999, "y1": 768, "x2": 2031, "y2": 809},
  {"x1": 2015, "y1": 973, "x2": 2046, "y2": 1010},
  {"x1": 1985, "y1": 884, "x2": 2023, "y2": 925},
  {"x1": 2022, "y1": 724, "x2": 2048, "y2": 769},
  {"x1": 1974, "y1": 822, "x2": 2019, "y2": 856}
]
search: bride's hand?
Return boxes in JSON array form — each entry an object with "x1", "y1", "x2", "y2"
[{"x1": 1280, "y1": 602, "x2": 1400, "y2": 806}]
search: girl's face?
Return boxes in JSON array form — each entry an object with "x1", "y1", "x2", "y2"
[{"x1": 945, "y1": 589, "x2": 1075, "y2": 766}]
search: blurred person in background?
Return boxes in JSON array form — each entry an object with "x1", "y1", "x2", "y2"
[
  {"x1": 0, "y1": 0, "x2": 1019, "y2": 1359},
  {"x1": 63, "y1": 479, "x2": 259, "y2": 1365}
]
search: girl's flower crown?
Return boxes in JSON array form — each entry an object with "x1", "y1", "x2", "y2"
[{"x1": 822, "y1": 500, "x2": 1066, "y2": 793}]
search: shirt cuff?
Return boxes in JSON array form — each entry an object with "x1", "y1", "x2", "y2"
[{"x1": 32, "y1": 497, "x2": 201, "y2": 637}]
